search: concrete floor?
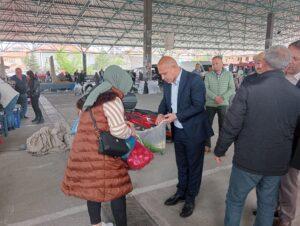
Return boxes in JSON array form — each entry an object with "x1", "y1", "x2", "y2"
[{"x1": 0, "y1": 91, "x2": 300, "y2": 226}]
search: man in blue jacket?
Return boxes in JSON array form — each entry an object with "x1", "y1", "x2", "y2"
[
  {"x1": 214, "y1": 46, "x2": 300, "y2": 226},
  {"x1": 156, "y1": 56, "x2": 213, "y2": 218}
]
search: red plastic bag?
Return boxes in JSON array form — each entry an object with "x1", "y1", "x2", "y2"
[{"x1": 127, "y1": 140, "x2": 154, "y2": 170}]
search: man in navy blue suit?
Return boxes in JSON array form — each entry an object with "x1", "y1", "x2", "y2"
[{"x1": 156, "y1": 56, "x2": 213, "y2": 218}]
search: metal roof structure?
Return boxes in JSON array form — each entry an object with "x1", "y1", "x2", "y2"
[{"x1": 0, "y1": 0, "x2": 299, "y2": 51}]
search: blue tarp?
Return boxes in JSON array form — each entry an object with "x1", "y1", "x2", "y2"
[
  {"x1": 0, "y1": 78, "x2": 20, "y2": 130},
  {"x1": 40, "y1": 82, "x2": 75, "y2": 92}
]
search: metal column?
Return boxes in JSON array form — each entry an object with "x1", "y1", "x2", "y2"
[
  {"x1": 49, "y1": 56, "x2": 57, "y2": 83},
  {"x1": 143, "y1": 0, "x2": 152, "y2": 80},
  {"x1": 82, "y1": 52, "x2": 87, "y2": 74},
  {"x1": 0, "y1": 56, "x2": 6, "y2": 81},
  {"x1": 265, "y1": 12, "x2": 274, "y2": 49}
]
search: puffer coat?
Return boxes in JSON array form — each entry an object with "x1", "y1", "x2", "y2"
[{"x1": 61, "y1": 92, "x2": 132, "y2": 202}]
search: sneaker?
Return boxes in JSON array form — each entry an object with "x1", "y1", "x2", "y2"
[{"x1": 101, "y1": 222, "x2": 114, "y2": 226}]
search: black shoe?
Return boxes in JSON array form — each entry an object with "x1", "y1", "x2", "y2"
[
  {"x1": 22, "y1": 116, "x2": 29, "y2": 119},
  {"x1": 37, "y1": 118, "x2": 44, "y2": 124},
  {"x1": 180, "y1": 202, "x2": 195, "y2": 218},
  {"x1": 164, "y1": 194, "x2": 185, "y2": 206},
  {"x1": 31, "y1": 117, "x2": 38, "y2": 123},
  {"x1": 252, "y1": 209, "x2": 279, "y2": 218}
]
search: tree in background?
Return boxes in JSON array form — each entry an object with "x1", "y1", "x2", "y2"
[
  {"x1": 23, "y1": 52, "x2": 40, "y2": 72},
  {"x1": 55, "y1": 49, "x2": 82, "y2": 73},
  {"x1": 93, "y1": 52, "x2": 124, "y2": 71}
]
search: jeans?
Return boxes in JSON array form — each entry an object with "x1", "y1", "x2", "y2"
[
  {"x1": 173, "y1": 127, "x2": 205, "y2": 203},
  {"x1": 87, "y1": 196, "x2": 127, "y2": 226},
  {"x1": 205, "y1": 106, "x2": 227, "y2": 147},
  {"x1": 225, "y1": 166, "x2": 281, "y2": 226},
  {"x1": 17, "y1": 93, "x2": 28, "y2": 118},
  {"x1": 31, "y1": 96, "x2": 43, "y2": 120}
]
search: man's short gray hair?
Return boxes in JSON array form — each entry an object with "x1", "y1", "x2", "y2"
[
  {"x1": 212, "y1": 55, "x2": 223, "y2": 61},
  {"x1": 289, "y1": 40, "x2": 300, "y2": 50},
  {"x1": 265, "y1": 45, "x2": 291, "y2": 70}
]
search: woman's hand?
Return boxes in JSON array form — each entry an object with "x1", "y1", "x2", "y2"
[
  {"x1": 130, "y1": 126, "x2": 137, "y2": 137},
  {"x1": 126, "y1": 121, "x2": 134, "y2": 128},
  {"x1": 126, "y1": 121, "x2": 137, "y2": 137}
]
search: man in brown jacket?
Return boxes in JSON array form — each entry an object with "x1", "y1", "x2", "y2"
[{"x1": 277, "y1": 40, "x2": 300, "y2": 226}]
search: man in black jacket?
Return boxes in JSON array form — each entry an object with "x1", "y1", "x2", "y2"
[
  {"x1": 10, "y1": 68, "x2": 28, "y2": 119},
  {"x1": 277, "y1": 40, "x2": 300, "y2": 226},
  {"x1": 27, "y1": 70, "x2": 44, "y2": 124},
  {"x1": 214, "y1": 46, "x2": 300, "y2": 226}
]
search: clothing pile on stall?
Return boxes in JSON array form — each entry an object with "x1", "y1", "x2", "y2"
[{"x1": 26, "y1": 122, "x2": 72, "y2": 156}]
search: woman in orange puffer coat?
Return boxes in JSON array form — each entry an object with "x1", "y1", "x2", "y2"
[{"x1": 61, "y1": 65, "x2": 134, "y2": 226}]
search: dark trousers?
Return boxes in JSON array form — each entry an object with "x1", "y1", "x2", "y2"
[
  {"x1": 87, "y1": 196, "x2": 127, "y2": 226},
  {"x1": 173, "y1": 127, "x2": 205, "y2": 204},
  {"x1": 17, "y1": 93, "x2": 28, "y2": 118},
  {"x1": 31, "y1": 96, "x2": 43, "y2": 120},
  {"x1": 205, "y1": 106, "x2": 228, "y2": 147}
]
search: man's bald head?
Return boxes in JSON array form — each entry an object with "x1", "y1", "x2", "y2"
[
  {"x1": 158, "y1": 56, "x2": 178, "y2": 67},
  {"x1": 157, "y1": 56, "x2": 181, "y2": 83}
]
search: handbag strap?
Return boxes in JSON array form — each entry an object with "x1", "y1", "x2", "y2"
[{"x1": 88, "y1": 108, "x2": 101, "y2": 137}]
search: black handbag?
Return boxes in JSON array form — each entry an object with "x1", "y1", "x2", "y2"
[{"x1": 89, "y1": 109, "x2": 129, "y2": 157}]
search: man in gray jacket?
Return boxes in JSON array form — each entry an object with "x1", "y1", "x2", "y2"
[{"x1": 214, "y1": 46, "x2": 300, "y2": 226}]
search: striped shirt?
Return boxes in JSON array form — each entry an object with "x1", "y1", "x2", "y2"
[{"x1": 103, "y1": 97, "x2": 132, "y2": 139}]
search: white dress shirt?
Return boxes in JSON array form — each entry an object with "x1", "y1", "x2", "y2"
[
  {"x1": 286, "y1": 72, "x2": 300, "y2": 85},
  {"x1": 171, "y1": 69, "x2": 183, "y2": 129}
]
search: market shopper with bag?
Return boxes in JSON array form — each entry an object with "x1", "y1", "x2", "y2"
[{"x1": 61, "y1": 65, "x2": 137, "y2": 226}]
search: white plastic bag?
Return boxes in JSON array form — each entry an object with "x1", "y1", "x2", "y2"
[
  {"x1": 73, "y1": 83, "x2": 82, "y2": 96},
  {"x1": 136, "y1": 122, "x2": 166, "y2": 154}
]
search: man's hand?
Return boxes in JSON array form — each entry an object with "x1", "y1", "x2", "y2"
[
  {"x1": 215, "y1": 96, "x2": 224, "y2": 104},
  {"x1": 164, "y1": 113, "x2": 177, "y2": 123},
  {"x1": 214, "y1": 156, "x2": 222, "y2": 165},
  {"x1": 155, "y1": 114, "x2": 165, "y2": 125}
]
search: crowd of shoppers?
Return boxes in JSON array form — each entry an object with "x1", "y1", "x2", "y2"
[{"x1": 59, "y1": 41, "x2": 300, "y2": 226}]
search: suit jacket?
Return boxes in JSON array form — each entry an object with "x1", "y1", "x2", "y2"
[{"x1": 158, "y1": 69, "x2": 213, "y2": 142}]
